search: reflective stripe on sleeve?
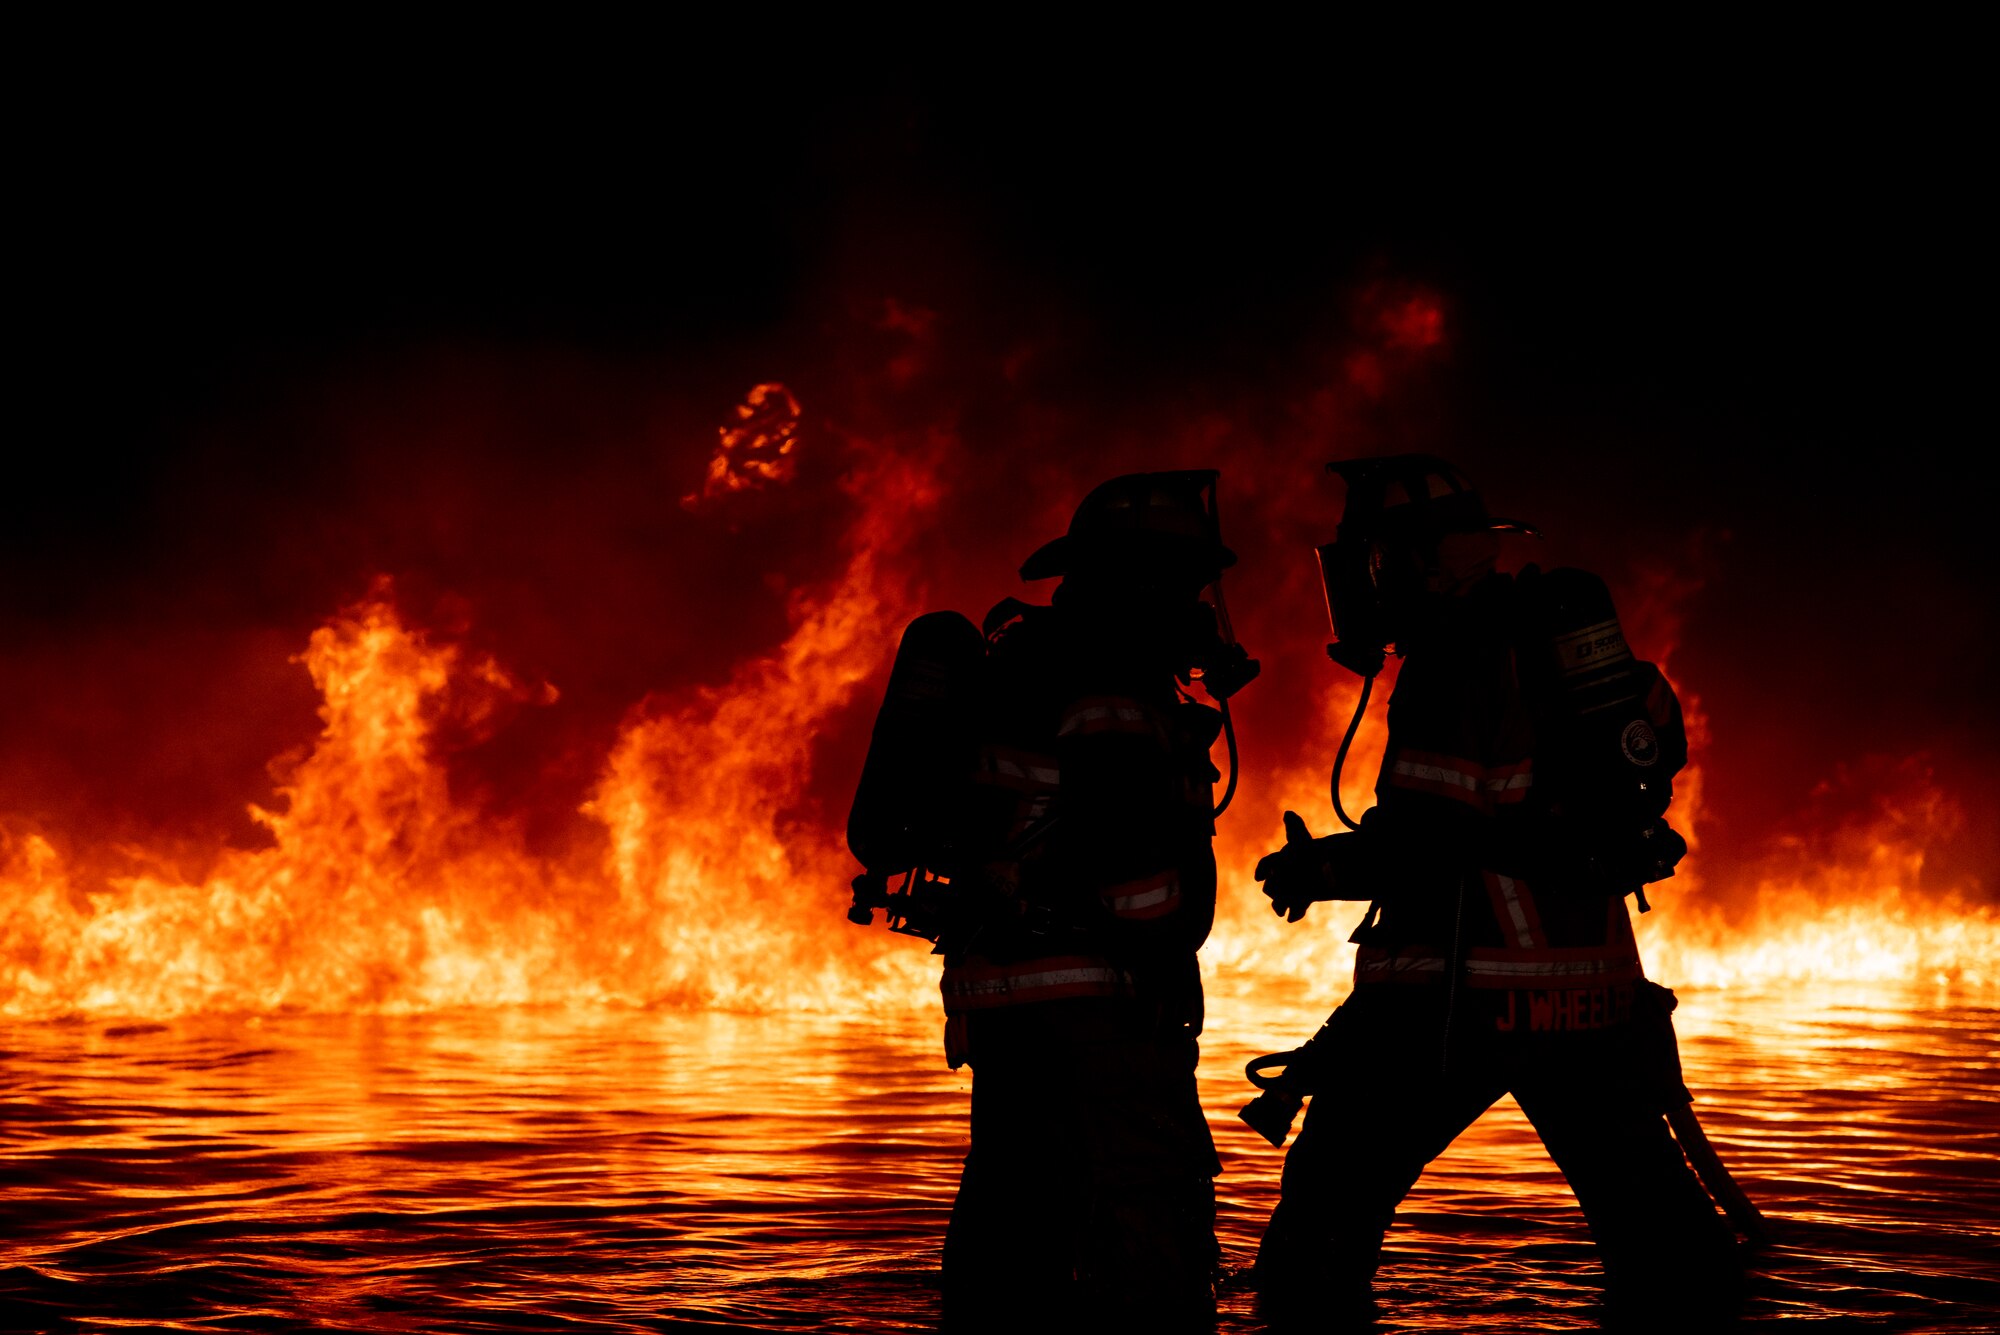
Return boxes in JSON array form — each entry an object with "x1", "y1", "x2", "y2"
[
  {"x1": 1388, "y1": 748, "x2": 1488, "y2": 809},
  {"x1": 1387, "y1": 750, "x2": 1530, "y2": 812},
  {"x1": 1100, "y1": 870, "x2": 1180, "y2": 920}
]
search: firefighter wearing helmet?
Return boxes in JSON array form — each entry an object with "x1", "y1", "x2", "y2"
[
  {"x1": 845, "y1": 470, "x2": 1257, "y2": 1331},
  {"x1": 1244, "y1": 455, "x2": 1748, "y2": 1323}
]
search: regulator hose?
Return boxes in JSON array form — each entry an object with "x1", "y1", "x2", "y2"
[
  {"x1": 1213, "y1": 697, "x2": 1241, "y2": 819},
  {"x1": 1331, "y1": 674, "x2": 1375, "y2": 832}
]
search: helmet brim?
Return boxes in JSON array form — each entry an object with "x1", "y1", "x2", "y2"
[{"x1": 1018, "y1": 536, "x2": 1072, "y2": 581}]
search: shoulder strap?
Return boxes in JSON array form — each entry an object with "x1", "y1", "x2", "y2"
[{"x1": 982, "y1": 596, "x2": 1040, "y2": 641}]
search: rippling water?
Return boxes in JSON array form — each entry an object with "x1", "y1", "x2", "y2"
[{"x1": 2, "y1": 981, "x2": 1995, "y2": 1332}]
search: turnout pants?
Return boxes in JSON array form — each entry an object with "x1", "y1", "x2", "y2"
[
  {"x1": 1254, "y1": 986, "x2": 1740, "y2": 1316},
  {"x1": 942, "y1": 996, "x2": 1220, "y2": 1333}
]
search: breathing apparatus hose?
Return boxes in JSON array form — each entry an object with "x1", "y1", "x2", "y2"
[
  {"x1": 1330, "y1": 674, "x2": 1375, "y2": 832},
  {"x1": 1213, "y1": 698, "x2": 1240, "y2": 819},
  {"x1": 1203, "y1": 570, "x2": 1252, "y2": 822}
]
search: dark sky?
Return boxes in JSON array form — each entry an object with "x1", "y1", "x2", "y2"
[{"x1": 7, "y1": 54, "x2": 1993, "y2": 889}]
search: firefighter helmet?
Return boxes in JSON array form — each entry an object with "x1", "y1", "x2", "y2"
[
  {"x1": 1326, "y1": 454, "x2": 1537, "y2": 546},
  {"x1": 1317, "y1": 454, "x2": 1539, "y2": 676},
  {"x1": 1019, "y1": 469, "x2": 1237, "y2": 583}
]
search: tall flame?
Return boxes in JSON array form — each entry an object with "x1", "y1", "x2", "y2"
[
  {"x1": 585, "y1": 442, "x2": 942, "y2": 1011},
  {"x1": 3, "y1": 596, "x2": 584, "y2": 1017},
  {"x1": 1, "y1": 431, "x2": 944, "y2": 1020}
]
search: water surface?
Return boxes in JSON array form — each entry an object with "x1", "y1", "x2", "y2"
[{"x1": 2, "y1": 982, "x2": 1995, "y2": 1331}]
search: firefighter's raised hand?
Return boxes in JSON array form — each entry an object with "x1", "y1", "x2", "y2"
[{"x1": 1255, "y1": 810, "x2": 1329, "y2": 922}]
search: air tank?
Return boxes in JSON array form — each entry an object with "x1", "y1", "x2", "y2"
[
  {"x1": 845, "y1": 610, "x2": 987, "y2": 881},
  {"x1": 1519, "y1": 567, "x2": 1685, "y2": 828}
]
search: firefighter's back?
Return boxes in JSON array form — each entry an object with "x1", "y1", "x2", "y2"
[{"x1": 941, "y1": 597, "x2": 1222, "y2": 1333}]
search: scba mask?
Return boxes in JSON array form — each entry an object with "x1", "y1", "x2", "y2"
[
  {"x1": 1316, "y1": 455, "x2": 1537, "y2": 678},
  {"x1": 1179, "y1": 593, "x2": 1261, "y2": 701},
  {"x1": 1316, "y1": 529, "x2": 1415, "y2": 679},
  {"x1": 1027, "y1": 469, "x2": 1261, "y2": 699}
]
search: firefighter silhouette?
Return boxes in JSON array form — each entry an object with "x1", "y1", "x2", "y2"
[
  {"x1": 846, "y1": 470, "x2": 1257, "y2": 1331},
  {"x1": 1245, "y1": 455, "x2": 1750, "y2": 1323}
]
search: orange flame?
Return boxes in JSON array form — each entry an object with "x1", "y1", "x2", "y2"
[
  {"x1": 0, "y1": 425, "x2": 946, "y2": 1020},
  {"x1": 1640, "y1": 765, "x2": 1996, "y2": 989},
  {"x1": 1202, "y1": 671, "x2": 1389, "y2": 1004},
  {"x1": 683, "y1": 382, "x2": 803, "y2": 509},
  {"x1": 3, "y1": 597, "x2": 583, "y2": 1018},
  {"x1": 2, "y1": 371, "x2": 1993, "y2": 1021},
  {"x1": 584, "y1": 442, "x2": 942, "y2": 1011}
]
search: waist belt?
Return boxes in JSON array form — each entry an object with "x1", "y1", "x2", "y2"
[{"x1": 940, "y1": 954, "x2": 1127, "y2": 1013}]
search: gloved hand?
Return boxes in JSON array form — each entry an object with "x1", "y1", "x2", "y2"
[
  {"x1": 1255, "y1": 810, "x2": 1343, "y2": 922},
  {"x1": 1635, "y1": 819, "x2": 1689, "y2": 883},
  {"x1": 1572, "y1": 819, "x2": 1690, "y2": 894}
]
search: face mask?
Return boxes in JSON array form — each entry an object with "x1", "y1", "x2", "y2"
[
  {"x1": 1318, "y1": 454, "x2": 1533, "y2": 676},
  {"x1": 1317, "y1": 532, "x2": 1424, "y2": 677}
]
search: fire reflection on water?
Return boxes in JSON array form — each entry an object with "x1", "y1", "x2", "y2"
[{"x1": 1, "y1": 981, "x2": 1993, "y2": 1332}]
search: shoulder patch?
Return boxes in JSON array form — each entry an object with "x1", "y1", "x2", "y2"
[{"x1": 1619, "y1": 718, "x2": 1661, "y2": 767}]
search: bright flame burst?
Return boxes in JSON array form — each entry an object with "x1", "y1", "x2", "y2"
[{"x1": 1638, "y1": 792, "x2": 1998, "y2": 990}]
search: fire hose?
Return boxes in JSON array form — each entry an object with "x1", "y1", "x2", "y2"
[{"x1": 1239, "y1": 989, "x2": 1772, "y2": 1248}]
